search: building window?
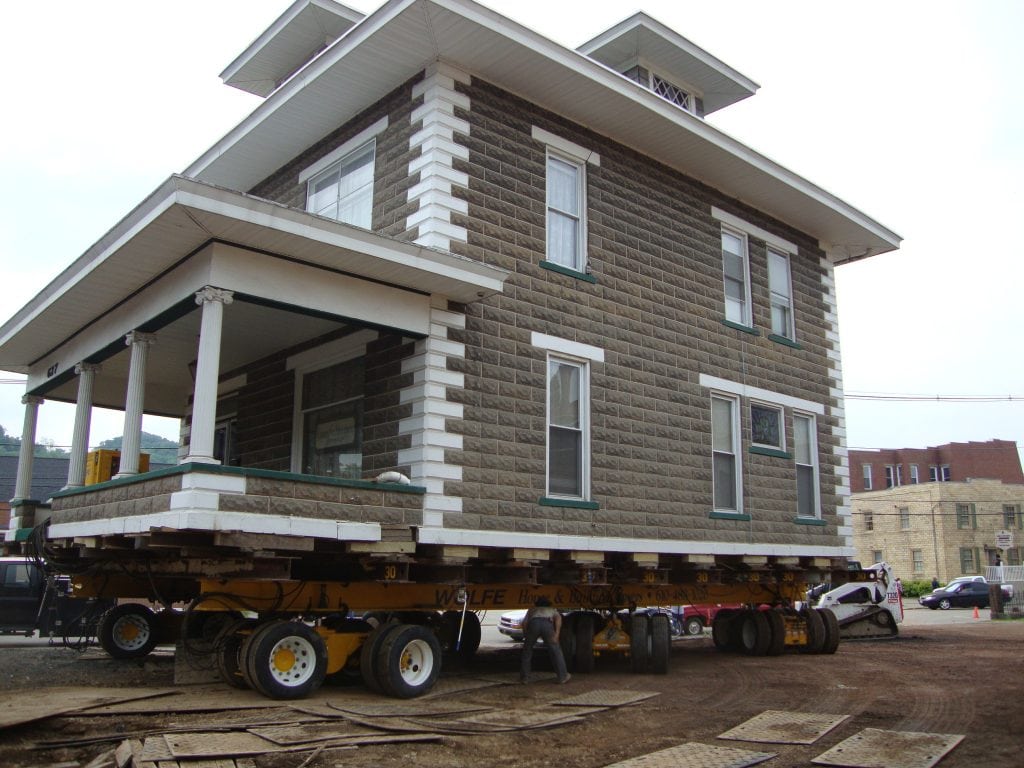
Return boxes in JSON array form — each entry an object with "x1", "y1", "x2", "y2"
[
  {"x1": 767, "y1": 248, "x2": 795, "y2": 339},
  {"x1": 909, "y1": 464, "x2": 919, "y2": 484},
  {"x1": 298, "y1": 357, "x2": 365, "y2": 478},
  {"x1": 871, "y1": 549, "x2": 883, "y2": 564},
  {"x1": 862, "y1": 464, "x2": 872, "y2": 491},
  {"x1": 1004, "y1": 505, "x2": 1020, "y2": 529},
  {"x1": 721, "y1": 228, "x2": 751, "y2": 327},
  {"x1": 651, "y1": 73, "x2": 694, "y2": 112},
  {"x1": 793, "y1": 413, "x2": 819, "y2": 518},
  {"x1": 956, "y1": 503, "x2": 976, "y2": 529},
  {"x1": 941, "y1": 465, "x2": 951, "y2": 482},
  {"x1": 1008, "y1": 547, "x2": 1022, "y2": 566},
  {"x1": 864, "y1": 511, "x2": 874, "y2": 531},
  {"x1": 750, "y1": 402, "x2": 783, "y2": 450},
  {"x1": 899, "y1": 507, "x2": 911, "y2": 530},
  {"x1": 912, "y1": 549, "x2": 924, "y2": 573},
  {"x1": 306, "y1": 141, "x2": 375, "y2": 228},
  {"x1": 884, "y1": 465, "x2": 895, "y2": 489},
  {"x1": 959, "y1": 547, "x2": 977, "y2": 574},
  {"x1": 712, "y1": 394, "x2": 741, "y2": 513},
  {"x1": 547, "y1": 357, "x2": 589, "y2": 499},
  {"x1": 929, "y1": 465, "x2": 938, "y2": 482},
  {"x1": 545, "y1": 153, "x2": 586, "y2": 272}
]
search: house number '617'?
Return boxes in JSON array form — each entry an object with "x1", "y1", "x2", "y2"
[{"x1": 47, "y1": 363, "x2": 59, "y2": 378}]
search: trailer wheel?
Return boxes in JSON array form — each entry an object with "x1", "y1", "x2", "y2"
[
  {"x1": 801, "y1": 608, "x2": 826, "y2": 654},
  {"x1": 98, "y1": 603, "x2": 158, "y2": 659},
  {"x1": 765, "y1": 610, "x2": 785, "y2": 656},
  {"x1": 559, "y1": 613, "x2": 578, "y2": 671},
  {"x1": 574, "y1": 613, "x2": 596, "y2": 673},
  {"x1": 440, "y1": 610, "x2": 481, "y2": 660},
  {"x1": 215, "y1": 618, "x2": 256, "y2": 689},
  {"x1": 650, "y1": 613, "x2": 671, "y2": 674},
  {"x1": 630, "y1": 613, "x2": 649, "y2": 672},
  {"x1": 738, "y1": 610, "x2": 771, "y2": 656},
  {"x1": 712, "y1": 610, "x2": 736, "y2": 652},
  {"x1": 243, "y1": 620, "x2": 327, "y2": 700},
  {"x1": 684, "y1": 616, "x2": 704, "y2": 636},
  {"x1": 375, "y1": 624, "x2": 442, "y2": 698},
  {"x1": 360, "y1": 622, "x2": 401, "y2": 693},
  {"x1": 818, "y1": 608, "x2": 841, "y2": 654}
]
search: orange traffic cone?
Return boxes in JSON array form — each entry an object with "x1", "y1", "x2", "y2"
[{"x1": 972, "y1": 606, "x2": 980, "y2": 619}]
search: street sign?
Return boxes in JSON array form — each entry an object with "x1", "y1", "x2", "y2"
[{"x1": 995, "y1": 530, "x2": 1014, "y2": 549}]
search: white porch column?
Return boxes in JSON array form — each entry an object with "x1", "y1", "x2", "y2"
[
  {"x1": 65, "y1": 363, "x2": 101, "y2": 489},
  {"x1": 114, "y1": 331, "x2": 156, "y2": 478},
  {"x1": 12, "y1": 395, "x2": 43, "y2": 501},
  {"x1": 184, "y1": 287, "x2": 233, "y2": 464}
]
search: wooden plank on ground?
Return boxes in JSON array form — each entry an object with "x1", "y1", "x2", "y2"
[{"x1": 0, "y1": 689, "x2": 177, "y2": 730}]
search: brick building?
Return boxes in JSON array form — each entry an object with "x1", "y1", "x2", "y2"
[
  {"x1": 0, "y1": 1, "x2": 898, "y2": 573},
  {"x1": 849, "y1": 440, "x2": 1023, "y2": 493},
  {"x1": 852, "y1": 478, "x2": 1024, "y2": 583}
]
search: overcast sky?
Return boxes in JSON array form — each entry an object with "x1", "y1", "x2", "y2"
[{"x1": 1, "y1": 0, "x2": 1021, "y2": 463}]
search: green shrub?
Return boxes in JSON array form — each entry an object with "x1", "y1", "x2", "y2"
[{"x1": 900, "y1": 579, "x2": 933, "y2": 599}]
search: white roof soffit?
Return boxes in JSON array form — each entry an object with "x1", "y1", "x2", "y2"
[
  {"x1": 220, "y1": 0, "x2": 365, "y2": 97},
  {"x1": 576, "y1": 12, "x2": 760, "y2": 115},
  {"x1": 186, "y1": 0, "x2": 899, "y2": 262},
  {"x1": 0, "y1": 176, "x2": 508, "y2": 372}
]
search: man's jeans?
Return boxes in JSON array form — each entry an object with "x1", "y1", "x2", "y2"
[{"x1": 520, "y1": 617, "x2": 569, "y2": 681}]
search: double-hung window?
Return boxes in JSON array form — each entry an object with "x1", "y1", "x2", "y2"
[
  {"x1": 721, "y1": 228, "x2": 751, "y2": 326},
  {"x1": 1003, "y1": 505, "x2": 1020, "y2": 528},
  {"x1": 956, "y1": 503, "x2": 976, "y2": 529},
  {"x1": 899, "y1": 507, "x2": 911, "y2": 529},
  {"x1": 862, "y1": 464, "x2": 873, "y2": 491},
  {"x1": 298, "y1": 358, "x2": 365, "y2": 478},
  {"x1": 912, "y1": 549, "x2": 924, "y2": 573},
  {"x1": 712, "y1": 395, "x2": 741, "y2": 513},
  {"x1": 909, "y1": 464, "x2": 919, "y2": 484},
  {"x1": 767, "y1": 248, "x2": 795, "y2": 340},
  {"x1": 547, "y1": 357, "x2": 589, "y2": 498},
  {"x1": 545, "y1": 153, "x2": 586, "y2": 272},
  {"x1": 306, "y1": 141, "x2": 375, "y2": 228},
  {"x1": 793, "y1": 413, "x2": 819, "y2": 518},
  {"x1": 864, "y1": 511, "x2": 874, "y2": 531}
]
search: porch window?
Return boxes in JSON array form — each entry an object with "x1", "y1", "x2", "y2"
[{"x1": 300, "y1": 357, "x2": 365, "y2": 478}]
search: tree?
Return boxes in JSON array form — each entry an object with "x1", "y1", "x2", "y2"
[
  {"x1": 97, "y1": 432, "x2": 179, "y2": 466},
  {"x1": 0, "y1": 424, "x2": 71, "y2": 458}
]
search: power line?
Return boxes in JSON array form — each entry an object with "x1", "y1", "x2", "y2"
[{"x1": 846, "y1": 392, "x2": 1021, "y2": 403}]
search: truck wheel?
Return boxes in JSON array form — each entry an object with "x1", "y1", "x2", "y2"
[
  {"x1": 739, "y1": 610, "x2": 771, "y2": 656},
  {"x1": 360, "y1": 622, "x2": 401, "y2": 693},
  {"x1": 98, "y1": 603, "x2": 158, "y2": 659},
  {"x1": 375, "y1": 624, "x2": 442, "y2": 698},
  {"x1": 684, "y1": 617, "x2": 704, "y2": 636},
  {"x1": 712, "y1": 610, "x2": 736, "y2": 652},
  {"x1": 765, "y1": 610, "x2": 785, "y2": 656},
  {"x1": 215, "y1": 618, "x2": 255, "y2": 689},
  {"x1": 243, "y1": 620, "x2": 327, "y2": 700},
  {"x1": 938, "y1": 598, "x2": 951, "y2": 610},
  {"x1": 650, "y1": 613, "x2": 670, "y2": 674},
  {"x1": 818, "y1": 608, "x2": 841, "y2": 654},
  {"x1": 630, "y1": 613, "x2": 649, "y2": 672},
  {"x1": 574, "y1": 612, "x2": 596, "y2": 673},
  {"x1": 801, "y1": 608, "x2": 826, "y2": 654},
  {"x1": 440, "y1": 610, "x2": 481, "y2": 660}
]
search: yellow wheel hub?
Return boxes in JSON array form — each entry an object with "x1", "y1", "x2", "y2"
[
  {"x1": 119, "y1": 623, "x2": 140, "y2": 642},
  {"x1": 272, "y1": 647, "x2": 297, "y2": 673}
]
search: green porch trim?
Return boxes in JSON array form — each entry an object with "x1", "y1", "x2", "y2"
[
  {"x1": 51, "y1": 462, "x2": 425, "y2": 499},
  {"x1": 768, "y1": 333, "x2": 802, "y2": 349},
  {"x1": 721, "y1": 319, "x2": 760, "y2": 336},
  {"x1": 709, "y1": 510, "x2": 751, "y2": 521},
  {"x1": 749, "y1": 446, "x2": 792, "y2": 459},
  {"x1": 540, "y1": 260, "x2": 597, "y2": 283},
  {"x1": 793, "y1": 517, "x2": 827, "y2": 526},
  {"x1": 539, "y1": 496, "x2": 600, "y2": 510},
  {"x1": 10, "y1": 498, "x2": 44, "y2": 508},
  {"x1": 13, "y1": 527, "x2": 34, "y2": 541}
]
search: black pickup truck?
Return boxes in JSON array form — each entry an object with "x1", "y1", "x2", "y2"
[{"x1": 0, "y1": 556, "x2": 111, "y2": 637}]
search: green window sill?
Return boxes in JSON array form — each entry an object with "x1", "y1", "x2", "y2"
[
  {"x1": 539, "y1": 496, "x2": 600, "y2": 510},
  {"x1": 749, "y1": 446, "x2": 792, "y2": 459},
  {"x1": 721, "y1": 319, "x2": 760, "y2": 336},
  {"x1": 540, "y1": 260, "x2": 597, "y2": 283},
  {"x1": 710, "y1": 510, "x2": 751, "y2": 521},
  {"x1": 768, "y1": 333, "x2": 802, "y2": 349},
  {"x1": 793, "y1": 517, "x2": 827, "y2": 526}
]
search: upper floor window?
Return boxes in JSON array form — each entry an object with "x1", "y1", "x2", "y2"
[
  {"x1": 941, "y1": 465, "x2": 951, "y2": 482},
  {"x1": 884, "y1": 465, "x2": 896, "y2": 489},
  {"x1": 306, "y1": 141, "x2": 375, "y2": 228},
  {"x1": 864, "y1": 511, "x2": 874, "y2": 531},
  {"x1": 909, "y1": 464, "x2": 919, "y2": 484},
  {"x1": 651, "y1": 73, "x2": 694, "y2": 112},
  {"x1": 862, "y1": 463, "x2": 873, "y2": 491},
  {"x1": 712, "y1": 394, "x2": 741, "y2": 513},
  {"x1": 899, "y1": 507, "x2": 911, "y2": 530},
  {"x1": 750, "y1": 402, "x2": 783, "y2": 451},
  {"x1": 545, "y1": 153, "x2": 586, "y2": 272},
  {"x1": 1004, "y1": 505, "x2": 1021, "y2": 529},
  {"x1": 547, "y1": 357, "x2": 589, "y2": 499},
  {"x1": 929, "y1": 465, "x2": 938, "y2": 482},
  {"x1": 793, "y1": 413, "x2": 819, "y2": 518},
  {"x1": 721, "y1": 228, "x2": 751, "y2": 326},
  {"x1": 767, "y1": 248, "x2": 795, "y2": 340},
  {"x1": 956, "y1": 503, "x2": 976, "y2": 529}
]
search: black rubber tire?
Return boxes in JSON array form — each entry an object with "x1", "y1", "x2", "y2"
[
  {"x1": 712, "y1": 610, "x2": 736, "y2": 652},
  {"x1": 360, "y1": 623, "x2": 401, "y2": 693},
  {"x1": 440, "y1": 610, "x2": 481, "y2": 660},
  {"x1": 739, "y1": 610, "x2": 771, "y2": 656},
  {"x1": 684, "y1": 617, "x2": 704, "y2": 636},
  {"x1": 630, "y1": 613, "x2": 649, "y2": 673},
  {"x1": 374, "y1": 623, "x2": 442, "y2": 698},
  {"x1": 765, "y1": 610, "x2": 786, "y2": 656},
  {"x1": 559, "y1": 613, "x2": 578, "y2": 672},
  {"x1": 650, "y1": 613, "x2": 671, "y2": 674},
  {"x1": 214, "y1": 618, "x2": 256, "y2": 689},
  {"x1": 98, "y1": 603, "x2": 159, "y2": 660},
  {"x1": 802, "y1": 608, "x2": 826, "y2": 654},
  {"x1": 243, "y1": 620, "x2": 328, "y2": 700},
  {"x1": 574, "y1": 612, "x2": 596, "y2": 673},
  {"x1": 818, "y1": 608, "x2": 841, "y2": 654}
]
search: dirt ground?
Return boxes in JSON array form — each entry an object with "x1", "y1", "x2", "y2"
[{"x1": 1, "y1": 620, "x2": 1022, "y2": 768}]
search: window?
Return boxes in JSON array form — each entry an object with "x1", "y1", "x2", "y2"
[
  {"x1": 1004, "y1": 505, "x2": 1021, "y2": 528},
  {"x1": 306, "y1": 141, "x2": 375, "y2": 228},
  {"x1": 909, "y1": 464, "x2": 919, "y2": 484},
  {"x1": 721, "y1": 228, "x2": 751, "y2": 326},
  {"x1": 1008, "y1": 547, "x2": 1022, "y2": 566},
  {"x1": 959, "y1": 547, "x2": 977, "y2": 574},
  {"x1": 871, "y1": 549, "x2": 883, "y2": 564},
  {"x1": 884, "y1": 465, "x2": 895, "y2": 489},
  {"x1": 899, "y1": 507, "x2": 911, "y2": 530},
  {"x1": 651, "y1": 73, "x2": 694, "y2": 112},
  {"x1": 956, "y1": 503, "x2": 976, "y2": 529},
  {"x1": 712, "y1": 394, "x2": 741, "y2": 512},
  {"x1": 793, "y1": 413, "x2": 818, "y2": 518},
  {"x1": 912, "y1": 549, "x2": 924, "y2": 573},
  {"x1": 896, "y1": 465, "x2": 903, "y2": 486},
  {"x1": 299, "y1": 358, "x2": 365, "y2": 478},
  {"x1": 929, "y1": 465, "x2": 938, "y2": 482},
  {"x1": 750, "y1": 402, "x2": 783, "y2": 450},
  {"x1": 864, "y1": 511, "x2": 874, "y2": 531},
  {"x1": 547, "y1": 357, "x2": 589, "y2": 498},
  {"x1": 941, "y1": 465, "x2": 951, "y2": 482},
  {"x1": 862, "y1": 464, "x2": 872, "y2": 490},
  {"x1": 767, "y1": 248, "x2": 794, "y2": 339},
  {"x1": 545, "y1": 153, "x2": 586, "y2": 272}
]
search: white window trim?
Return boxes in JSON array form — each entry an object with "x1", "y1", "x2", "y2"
[
  {"x1": 862, "y1": 463, "x2": 873, "y2": 491},
  {"x1": 298, "y1": 116, "x2": 389, "y2": 184},
  {"x1": 720, "y1": 225, "x2": 752, "y2": 327},
  {"x1": 531, "y1": 126, "x2": 600, "y2": 166},
  {"x1": 698, "y1": 374, "x2": 825, "y2": 415},
  {"x1": 750, "y1": 400, "x2": 785, "y2": 452},
  {"x1": 545, "y1": 354, "x2": 591, "y2": 501},
  {"x1": 711, "y1": 392, "x2": 742, "y2": 515},
  {"x1": 531, "y1": 331, "x2": 605, "y2": 362},
  {"x1": 794, "y1": 411, "x2": 821, "y2": 519},
  {"x1": 909, "y1": 464, "x2": 919, "y2": 484},
  {"x1": 711, "y1": 207, "x2": 798, "y2": 255},
  {"x1": 767, "y1": 246, "x2": 796, "y2": 340}
]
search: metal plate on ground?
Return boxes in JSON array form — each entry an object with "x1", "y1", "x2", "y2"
[
  {"x1": 457, "y1": 706, "x2": 596, "y2": 729},
  {"x1": 604, "y1": 742, "x2": 777, "y2": 768},
  {"x1": 553, "y1": 690, "x2": 660, "y2": 708},
  {"x1": 811, "y1": 728, "x2": 965, "y2": 768},
  {"x1": 477, "y1": 671, "x2": 557, "y2": 684},
  {"x1": 0, "y1": 688, "x2": 177, "y2": 729},
  {"x1": 420, "y1": 677, "x2": 501, "y2": 698},
  {"x1": 718, "y1": 710, "x2": 850, "y2": 745},
  {"x1": 328, "y1": 700, "x2": 492, "y2": 718},
  {"x1": 247, "y1": 723, "x2": 363, "y2": 745}
]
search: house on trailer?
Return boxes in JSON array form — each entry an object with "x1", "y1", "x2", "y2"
[{"x1": 0, "y1": 0, "x2": 899, "y2": 582}]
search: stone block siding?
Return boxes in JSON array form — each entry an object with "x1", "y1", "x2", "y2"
[
  {"x1": 49, "y1": 474, "x2": 178, "y2": 524},
  {"x1": 443, "y1": 78, "x2": 841, "y2": 547},
  {"x1": 249, "y1": 74, "x2": 423, "y2": 241},
  {"x1": 363, "y1": 333, "x2": 417, "y2": 475}
]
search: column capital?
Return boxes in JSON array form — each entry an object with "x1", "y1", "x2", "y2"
[
  {"x1": 74, "y1": 362, "x2": 102, "y2": 376},
  {"x1": 124, "y1": 331, "x2": 157, "y2": 347},
  {"x1": 195, "y1": 286, "x2": 234, "y2": 306},
  {"x1": 21, "y1": 395, "x2": 43, "y2": 407}
]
